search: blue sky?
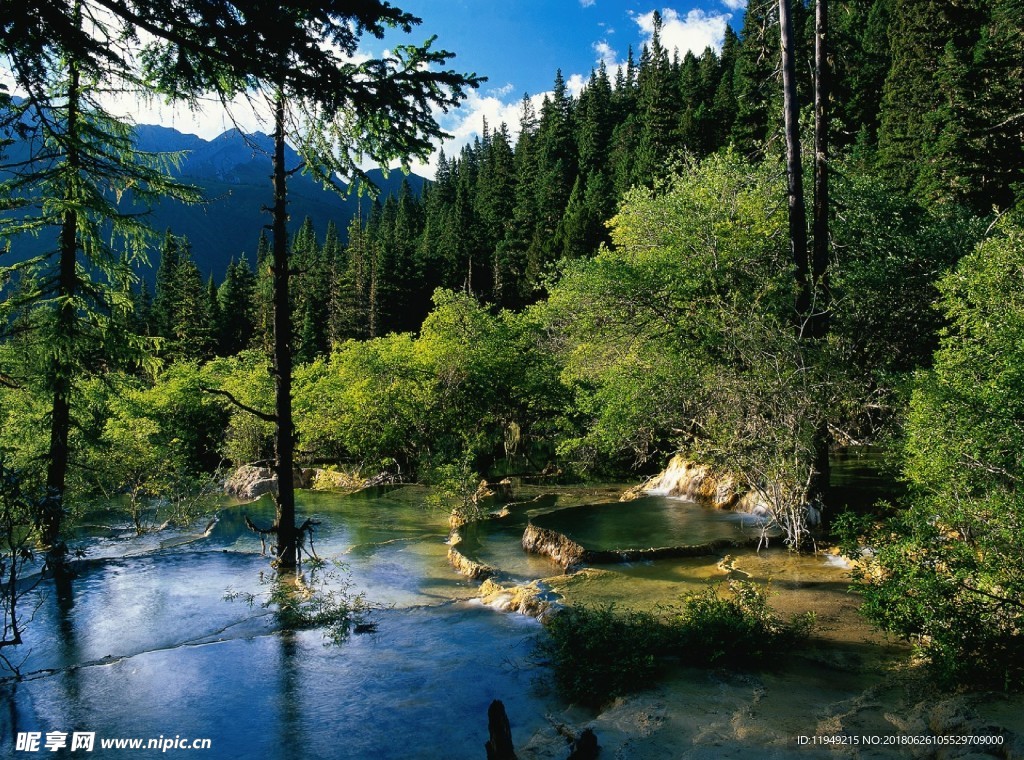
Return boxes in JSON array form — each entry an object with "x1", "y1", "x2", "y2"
[
  {"x1": 393, "y1": 1, "x2": 745, "y2": 102},
  {"x1": 2, "y1": 2, "x2": 748, "y2": 176},
  {"x1": 384, "y1": 1, "x2": 748, "y2": 173}
]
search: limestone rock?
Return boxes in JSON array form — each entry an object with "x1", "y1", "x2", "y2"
[
  {"x1": 622, "y1": 454, "x2": 770, "y2": 514},
  {"x1": 224, "y1": 465, "x2": 277, "y2": 500},
  {"x1": 224, "y1": 465, "x2": 313, "y2": 500}
]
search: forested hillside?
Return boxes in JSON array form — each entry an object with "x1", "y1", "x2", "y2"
[
  {"x1": 2, "y1": 0, "x2": 1023, "y2": 690},
  {"x1": 158, "y1": 0, "x2": 1020, "y2": 352}
]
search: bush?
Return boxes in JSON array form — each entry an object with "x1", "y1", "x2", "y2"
[
  {"x1": 539, "y1": 605, "x2": 670, "y2": 706},
  {"x1": 539, "y1": 581, "x2": 814, "y2": 706},
  {"x1": 843, "y1": 220, "x2": 1024, "y2": 690},
  {"x1": 669, "y1": 581, "x2": 815, "y2": 667}
]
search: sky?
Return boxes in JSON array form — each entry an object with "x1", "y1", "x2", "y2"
[{"x1": 3, "y1": 2, "x2": 748, "y2": 178}]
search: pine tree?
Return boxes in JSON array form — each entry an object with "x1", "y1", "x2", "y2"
[
  {"x1": 152, "y1": 230, "x2": 184, "y2": 339},
  {"x1": 712, "y1": 26, "x2": 741, "y2": 147},
  {"x1": 731, "y1": 0, "x2": 780, "y2": 156},
  {"x1": 331, "y1": 211, "x2": 370, "y2": 341},
  {"x1": 877, "y1": 0, "x2": 983, "y2": 198},
  {"x1": 495, "y1": 95, "x2": 542, "y2": 307},
  {"x1": 252, "y1": 230, "x2": 274, "y2": 353},
  {"x1": 533, "y1": 71, "x2": 577, "y2": 280},
  {"x1": 217, "y1": 257, "x2": 257, "y2": 355},
  {"x1": 635, "y1": 13, "x2": 682, "y2": 183},
  {"x1": 477, "y1": 122, "x2": 517, "y2": 305},
  {"x1": 151, "y1": 232, "x2": 213, "y2": 360},
  {"x1": 206, "y1": 274, "x2": 221, "y2": 351}
]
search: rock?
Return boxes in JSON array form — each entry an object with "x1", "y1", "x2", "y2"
[
  {"x1": 224, "y1": 465, "x2": 277, "y2": 500},
  {"x1": 475, "y1": 479, "x2": 497, "y2": 503},
  {"x1": 446, "y1": 530, "x2": 497, "y2": 581},
  {"x1": 621, "y1": 454, "x2": 770, "y2": 514},
  {"x1": 522, "y1": 523, "x2": 588, "y2": 570},
  {"x1": 224, "y1": 465, "x2": 312, "y2": 500},
  {"x1": 479, "y1": 578, "x2": 560, "y2": 618},
  {"x1": 474, "y1": 477, "x2": 515, "y2": 507}
]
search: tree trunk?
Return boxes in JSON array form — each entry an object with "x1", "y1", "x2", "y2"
[
  {"x1": 778, "y1": 0, "x2": 809, "y2": 324},
  {"x1": 812, "y1": 0, "x2": 830, "y2": 341},
  {"x1": 271, "y1": 92, "x2": 298, "y2": 569},
  {"x1": 811, "y1": 0, "x2": 832, "y2": 499},
  {"x1": 484, "y1": 700, "x2": 516, "y2": 760},
  {"x1": 42, "y1": 60, "x2": 81, "y2": 568}
]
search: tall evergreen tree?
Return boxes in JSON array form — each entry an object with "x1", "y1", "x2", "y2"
[
  {"x1": 635, "y1": 13, "x2": 682, "y2": 183},
  {"x1": 732, "y1": 0, "x2": 781, "y2": 156},
  {"x1": 0, "y1": 45, "x2": 197, "y2": 564},
  {"x1": 217, "y1": 257, "x2": 257, "y2": 355}
]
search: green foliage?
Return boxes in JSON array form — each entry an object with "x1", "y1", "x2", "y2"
[
  {"x1": 539, "y1": 581, "x2": 814, "y2": 706},
  {"x1": 668, "y1": 581, "x2": 815, "y2": 667},
  {"x1": 89, "y1": 375, "x2": 223, "y2": 533},
  {"x1": 539, "y1": 604, "x2": 669, "y2": 706},
  {"x1": 152, "y1": 232, "x2": 215, "y2": 361},
  {"x1": 292, "y1": 289, "x2": 564, "y2": 484},
  {"x1": 545, "y1": 153, "x2": 829, "y2": 544},
  {"x1": 845, "y1": 219, "x2": 1024, "y2": 689},
  {"x1": 226, "y1": 561, "x2": 371, "y2": 645},
  {"x1": 543, "y1": 150, "x2": 982, "y2": 546},
  {"x1": 203, "y1": 351, "x2": 275, "y2": 465}
]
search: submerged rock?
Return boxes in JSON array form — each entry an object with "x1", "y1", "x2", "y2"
[
  {"x1": 522, "y1": 521, "x2": 759, "y2": 570},
  {"x1": 447, "y1": 529, "x2": 497, "y2": 581},
  {"x1": 479, "y1": 578, "x2": 559, "y2": 618}
]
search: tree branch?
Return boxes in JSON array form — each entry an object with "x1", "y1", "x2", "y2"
[{"x1": 200, "y1": 386, "x2": 277, "y2": 423}]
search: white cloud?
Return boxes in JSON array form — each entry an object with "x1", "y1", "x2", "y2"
[
  {"x1": 566, "y1": 73, "x2": 586, "y2": 98},
  {"x1": 487, "y1": 82, "x2": 515, "y2": 98},
  {"x1": 580, "y1": 0, "x2": 596, "y2": 6},
  {"x1": 594, "y1": 41, "x2": 618, "y2": 69},
  {"x1": 721, "y1": 0, "x2": 747, "y2": 10},
  {"x1": 634, "y1": 7, "x2": 732, "y2": 57},
  {"x1": 406, "y1": 88, "x2": 550, "y2": 176}
]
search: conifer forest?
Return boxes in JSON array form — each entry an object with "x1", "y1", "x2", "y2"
[{"x1": 1, "y1": 1, "x2": 1024, "y2": 756}]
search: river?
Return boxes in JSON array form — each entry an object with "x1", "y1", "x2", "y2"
[{"x1": 2, "y1": 479, "x2": 1021, "y2": 758}]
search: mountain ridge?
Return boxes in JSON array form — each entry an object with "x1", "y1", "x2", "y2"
[{"x1": 1, "y1": 120, "x2": 429, "y2": 282}]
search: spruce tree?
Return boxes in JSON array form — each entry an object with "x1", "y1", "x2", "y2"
[
  {"x1": 217, "y1": 257, "x2": 257, "y2": 356},
  {"x1": 635, "y1": 13, "x2": 682, "y2": 183}
]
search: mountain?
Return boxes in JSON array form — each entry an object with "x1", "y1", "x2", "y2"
[{"x1": 2, "y1": 122, "x2": 428, "y2": 282}]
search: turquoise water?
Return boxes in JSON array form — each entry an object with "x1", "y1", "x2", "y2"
[
  {"x1": 0, "y1": 479, "x2": 878, "y2": 759},
  {"x1": 1, "y1": 488, "x2": 555, "y2": 759},
  {"x1": 531, "y1": 495, "x2": 764, "y2": 551}
]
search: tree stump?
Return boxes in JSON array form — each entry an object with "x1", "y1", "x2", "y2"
[
  {"x1": 484, "y1": 699, "x2": 517, "y2": 760},
  {"x1": 568, "y1": 728, "x2": 599, "y2": 760}
]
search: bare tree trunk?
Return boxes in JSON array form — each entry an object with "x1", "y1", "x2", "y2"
[
  {"x1": 778, "y1": 0, "x2": 809, "y2": 324},
  {"x1": 812, "y1": 0, "x2": 830, "y2": 341},
  {"x1": 271, "y1": 92, "x2": 298, "y2": 569},
  {"x1": 42, "y1": 60, "x2": 81, "y2": 570},
  {"x1": 484, "y1": 700, "x2": 516, "y2": 760},
  {"x1": 811, "y1": 0, "x2": 831, "y2": 499}
]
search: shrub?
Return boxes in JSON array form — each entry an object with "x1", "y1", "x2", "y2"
[
  {"x1": 539, "y1": 581, "x2": 814, "y2": 706},
  {"x1": 538, "y1": 605, "x2": 670, "y2": 706},
  {"x1": 842, "y1": 220, "x2": 1024, "y2": 690},
  {"x1": 669, "y1": 581, "x2": 815, "y2": 667}
]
